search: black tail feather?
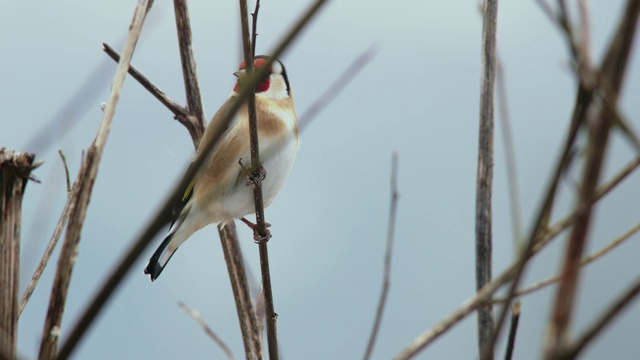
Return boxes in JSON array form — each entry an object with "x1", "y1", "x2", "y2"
[{"x1": 144, "y1": 233, "x2": 176, "y2": 281}]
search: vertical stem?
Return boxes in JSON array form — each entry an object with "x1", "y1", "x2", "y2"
[
  {"x1": 476, "y1": 0, "x2": 498, "y2": 358},
  {"x1": 0, "y1": 149, "x2": 36, "y2": 360},
  {"x1": 238, "y1": 0, "x2": 278, "y2": 358},
  {"x1": 173, "y1": 0, "x2": 205, "y2": 147},
  {"x1": 219, "y1": 223, "x2": 262, "y2": 360},
  {"x1": 257, "y1": 241, "x2": 276, "y2": 359}
]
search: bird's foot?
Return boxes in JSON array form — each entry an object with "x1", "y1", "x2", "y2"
[
  {"x1": 246, "y1": 165, "x2": 267, "y2": 186},
  {"x1": 237, "y1": 159, "x2": 267, "y2": 186},
  {"x1": 240, "y1": 217, "x2": 272, "y2": 243}
]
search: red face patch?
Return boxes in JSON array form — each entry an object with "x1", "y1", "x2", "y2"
[
  {"x1": 238, "y1": 58, "x2": 270, "y2": 71},
  {"x1": 234, "y1": 58, "x2": 272, "y2": 93}
]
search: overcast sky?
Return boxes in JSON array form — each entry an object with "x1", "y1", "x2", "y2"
[{"x1": 2, "y1": 1, "x2": 640, "y2": 359}]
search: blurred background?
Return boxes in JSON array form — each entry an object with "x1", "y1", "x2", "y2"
[{"x1": 2, "y1": 0, "x2": 639, "y2": 358}]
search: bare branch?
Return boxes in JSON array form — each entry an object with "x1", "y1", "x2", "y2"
[
  {"x1": 238, "y1": 0, "x2": 282, "y2": 357},
  {"x1": 178, "y1": 302, "x2": 235, "y2": 360},
  {"x1": 102, "y1": 43, "x2": 190, "y2": 129},
  {"x1": 545, "y1": 2, "x2": 639, "y2": 353},
  {"x1": 476, "y1": 0, "x2": 498, "y2": 357},
  {"x1": 47, "y1": 1, "x2": 151, "y2": 358},
  {"x1": 58, "y1": 150, "x2": 71, "y2": 193},
  {"x1": 363, "y1": 153, "x2": 399, "y2": 360},
  {"x1": 174, "y1": 0, "x2": 205, "y2": 146},
  {"x1": 237, "y1": 0, "x2": 265, "y2": 239},
  {"x1": 218, "y1": 223, "x2": 262, "y2": 359}
]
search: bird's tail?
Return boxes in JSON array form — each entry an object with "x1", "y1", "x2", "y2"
[
  {"x1": 144, "y1": 203, "x2": 197, "y2": 281},
  {"x1": 144, "y1": 232, "x2": 177, "y2": 282}
]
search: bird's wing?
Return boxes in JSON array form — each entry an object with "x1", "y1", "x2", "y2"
[
  {"x1": 190, "y1": 96, "x2": 252, "y2": 205},
  {"x1": 168, "y1": 97, "x2": 238, "y2": 228},
  {"x1": 169, "y1": 176, "x2": 195, "y2": 229}
]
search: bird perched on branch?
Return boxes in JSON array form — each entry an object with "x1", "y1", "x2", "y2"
[{"x1": 145, "y1": 56, "x2": 298, "y2": 281}]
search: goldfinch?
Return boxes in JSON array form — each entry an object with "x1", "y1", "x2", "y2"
[{"x1": 144, "y1": 56, "x2": 298, "y2": 281}]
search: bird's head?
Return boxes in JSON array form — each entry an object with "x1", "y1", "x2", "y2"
[{"x1": 233, "y1": 56, "x2": 291, "y2": 100}]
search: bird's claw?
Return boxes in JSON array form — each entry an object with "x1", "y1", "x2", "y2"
[
  {"x1": 240, "y1": 217, "x2": 272, "y2": 243},
  {"x1": 245, "y1": 165, "x2": 267, "y2": 186},
  {"x1": 252, "y1": 228, "x2": 272, "y2": 243}
]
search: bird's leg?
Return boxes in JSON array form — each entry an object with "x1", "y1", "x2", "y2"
[{"x1": 240, "y1": 217, "x2": 272, "y2": 242}]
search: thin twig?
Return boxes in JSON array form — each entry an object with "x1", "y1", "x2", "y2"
[
  {"x1": 178, "y1": 302, "x2": 235, "y2": 360},
  {"x1": 363, "y1": 153, "x2": 400, "y2": 360},
  {"x1": 496, "y1": 58, "x2": 523, "y2": 249},
  {"x1": 251, "y1": 0, "x2": 260, "y2": 58},
  {"x1": 18, "y1": 151, "x2": 70, "y2": 316},
  {"x1": 18, "y1": 160, "x2": 81, "y2": 317},
  {"x1": 58, "y1": 150, "x2": 71, "y2": 193},
  {"x1": 102, "y1": 43, "x2": 191, "y2": 134},
  {"x1": 57, "y1": 0, "x2": 330, "y2": 357},
  {"x1": 298, "y1": 45, "x2": 378, "y2": 132},
  {"x1": 48, "y1": 1, "x2": 151, "y2": 358},
  {"x1": 504, "y1": 301, "x2": 521, "y2": 360},
  {"x1": 560, "y1": 274, "x2": 640, "y2": 358},
  {"x1": 499, "y1": 222, "x2": 640, "y2": 302},
  {"x1": 476, "y1": 0, "x2": 498, "y2": 357}
]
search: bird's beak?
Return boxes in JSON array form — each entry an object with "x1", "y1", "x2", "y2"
[{"x1": 234, "y1": 69, "x2": 245, "y2": 79}]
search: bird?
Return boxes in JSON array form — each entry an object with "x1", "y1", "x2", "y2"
[{"x1": 144, "y1": 56, "x2": 298, "y2": 281}]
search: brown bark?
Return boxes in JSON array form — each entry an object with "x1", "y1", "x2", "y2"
[{"x1": 0, "y1": 148, "x2": 36, "y2": 359}]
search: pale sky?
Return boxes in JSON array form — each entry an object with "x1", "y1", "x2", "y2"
[{"x1": 2, "y1": 1, "x2": 640, "y2": 359}]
